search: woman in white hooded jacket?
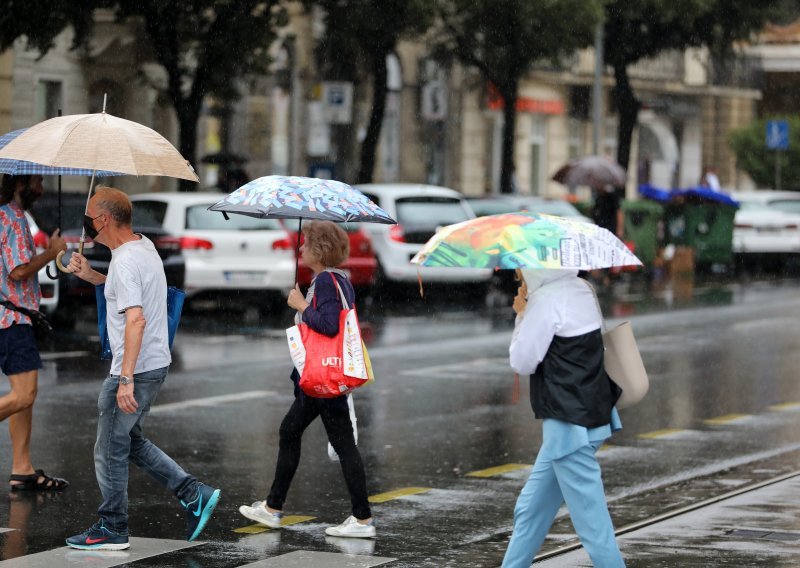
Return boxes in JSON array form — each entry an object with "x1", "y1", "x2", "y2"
[{"x1": 502, "y1": 269, "x2": 625, "y2": 568}]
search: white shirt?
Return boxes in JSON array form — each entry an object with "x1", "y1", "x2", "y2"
[
  {"x1": 509, "y1": 270, "x2": 602, "y2": 376},
  {"x1": 105, "y1": 235, "x2": 171, "y2": 375}
]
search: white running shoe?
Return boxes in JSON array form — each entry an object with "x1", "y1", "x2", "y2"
[
  {"x1": 325, "y1": 515, "x2": 376, "y2": 538},
  {"x1": 238, "y1": 501, "x2": 283, "y2": 529}
]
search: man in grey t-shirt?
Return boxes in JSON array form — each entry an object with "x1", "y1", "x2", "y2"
[{"x1": 65, "y1": 186, "x2": 220, "y2": 550}]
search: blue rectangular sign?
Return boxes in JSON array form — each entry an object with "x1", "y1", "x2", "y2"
[{"x1": 766, "y1": 120, "x2": 789, "y2": 150}]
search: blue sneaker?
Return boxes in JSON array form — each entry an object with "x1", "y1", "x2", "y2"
[
  {"x1": 182, "y1": 483, "x2": 221, "y2": 541},
  {"x1": 66, "y1": 521, "x2": 130, "y2": 550}
]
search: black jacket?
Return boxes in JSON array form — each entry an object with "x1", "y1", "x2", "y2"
[{"x1": 530, "y1": 329, "x2": 621, "y2": 428}]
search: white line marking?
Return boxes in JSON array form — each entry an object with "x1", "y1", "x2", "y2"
[
  {"x1": 150, "y1": 390, "x2": 277, "y2": 414},
  {"x1": 40, "y1": 351, "x2": 92, "y2": 360}
]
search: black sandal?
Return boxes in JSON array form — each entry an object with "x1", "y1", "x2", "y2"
[{"x1": 9, "y1": 469, "x2": 69, "y2": 491}]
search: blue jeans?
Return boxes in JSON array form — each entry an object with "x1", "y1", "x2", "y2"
[
  {"x1": 94, "y1": 366, "x2": 197, "y2": 532},
  {"x1": 502, "y1": 440, "x2": 625, "y2": 568}
]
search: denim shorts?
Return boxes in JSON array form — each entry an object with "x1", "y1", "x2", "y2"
[{"x1": 0, "y1": 324, "x2": 42, "y2": 376}]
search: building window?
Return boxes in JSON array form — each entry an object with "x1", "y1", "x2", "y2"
[
  {"x1": 603, "y1": 117, "x2": 618, "y2": 161},
  {"x1": 568, "y1": 118, "x2": 583, "y2": 159},
  {"x1": 36, "y1": 80, "x2": 62, "y2": 121},
  {"x1": 529, "y1": 115, "x2": 547, "y2": 196}
]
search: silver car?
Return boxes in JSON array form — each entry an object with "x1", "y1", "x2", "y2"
[{"x1": 354, "y1": 183, "x2": 491, "y2": 285}]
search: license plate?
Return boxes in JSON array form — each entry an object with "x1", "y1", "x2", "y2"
[{"x1": 224, "y1": 271, "x2": 267, "y2": 283}]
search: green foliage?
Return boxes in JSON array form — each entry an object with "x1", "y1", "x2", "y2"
[
  {"x1": 114, "y1": 0, "x2": 282, "y2": 103},
  {"x1": 437, "y1": 0, "x2": 602, "y2": 94},
  {"x1": 0, "y1": 0, "x2": 96, "y2": 54},
  {"x1": 309, "y1": 0, "x2": 436, "y2": 79},
  {"x1": 730, "y1": 117, "x2": 800, "y2": 189}
]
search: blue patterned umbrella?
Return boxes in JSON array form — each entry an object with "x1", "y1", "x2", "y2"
[
  {"x1": 208, "y1": 175, "x2": 396, "y2": 224},
  {"x1": 0, "y1": 128, "x2": 124, "y2": 176}
]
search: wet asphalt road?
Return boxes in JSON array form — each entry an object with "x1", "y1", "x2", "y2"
[{"x1": 0, "y1": 275, "x2": 799, "y2": 567}]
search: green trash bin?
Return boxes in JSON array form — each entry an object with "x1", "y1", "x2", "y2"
[
  {"x1": 622, "y1": 199, "x2": 664, "y2": 267},
  {"x1": 664, "y1": 201, "x2": 736, "y2": 268}
]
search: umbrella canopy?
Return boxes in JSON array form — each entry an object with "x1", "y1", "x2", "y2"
[
  {"x1": 208, "y1": 175, "x2": 396, "y2": 224},
  {"x1": 0, "y1": 129, "x2": 124, "y2": 176},
  {"x1": 552, "y1": 155, "x2": 626, "y2": 189},
  {"x1": 410, "y1": 211, "x2": 642, "y2": 270},
  {"x1": 0, "y1": 109, "x2": 199, "y2": 273},
  {"x1": 0, "y1": 113, "x2": 198, "y2": 181}
]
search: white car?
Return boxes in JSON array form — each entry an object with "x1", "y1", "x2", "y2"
[
  {"x1": 732, "y1": 190, "x2": 800, "y2": 215},
  {"x1": 24, "y1": 212, "x2": 59, "y2": 316},
  {"x1": 129, "y1": 192, "x2": 295, "y2": 303},
  {"x1": 354, "y1": 183, "x2": 492, "y2": 285},
  {"x1": 729, "y1": 196, "x2": 800, "y2": 260}
]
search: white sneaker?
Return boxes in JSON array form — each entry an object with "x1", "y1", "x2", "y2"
[
  {"x1": 325, "y1": 515, "x2": 376, "y2": 538},
  {"x1": 238, "y1": 501, "x2": 283, "y2": 529}
]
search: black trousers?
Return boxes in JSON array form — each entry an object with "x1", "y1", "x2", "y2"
[{"x1": 267, "y1": 395, "x2": 372, "y2": 520}]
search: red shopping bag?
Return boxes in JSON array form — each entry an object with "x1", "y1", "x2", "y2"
[{"x1": 297, "y1": 274, "x2": 370, "y2": 398}]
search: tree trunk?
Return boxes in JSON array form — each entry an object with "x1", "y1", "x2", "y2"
[
  {"x1": 176, "y1": 103, "x2": 201, "y2": 192},
  {"x1": 612, "y1": 61, "x2": 640, "y2": 173},
  {"x1": 357, "y1": 55, "x2": 389, "y2": 184},
  {"x1": 499, "y1": 78, "x2": 519, "y2": 194}
]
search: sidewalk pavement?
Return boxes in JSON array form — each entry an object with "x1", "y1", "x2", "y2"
[{"x1": 536, "y1": 474, "x2": 800, "y2": 567}]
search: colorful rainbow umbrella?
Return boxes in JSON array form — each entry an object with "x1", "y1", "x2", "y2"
[{"x1": 410, "y1": 212, "x2": 642, "y2": 270}]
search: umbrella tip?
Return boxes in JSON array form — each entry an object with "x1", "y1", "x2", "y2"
[
  {"x1": 222, "y1": 211, "x2": 229, "y2": 221},
  {"x1": 102, "y1": 93, "x2": 107, "y2": 113}
]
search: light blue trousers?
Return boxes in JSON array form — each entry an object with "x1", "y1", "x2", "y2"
[{"x1": 502, "y1": 440, "x2": 625, "y2": 568}]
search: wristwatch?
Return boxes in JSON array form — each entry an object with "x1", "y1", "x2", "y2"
[{"x1": 120, "y1": 375, "x2": 132, "y2": 385}]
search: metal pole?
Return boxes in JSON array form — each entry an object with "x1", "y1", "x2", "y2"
[
  {"x1": 294, "y1": 217, "x2": 302, "y2": 285},
  {"x1": 776, "y1": 149, "x2": 782, "y2": 190},
  {"x1": 592, "y1": 22, "x2": 604, "y2": 156}
]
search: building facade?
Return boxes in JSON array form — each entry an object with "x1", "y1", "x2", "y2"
[{"x1": 0, "y1": 7, "x2": 766, "y2": 199}]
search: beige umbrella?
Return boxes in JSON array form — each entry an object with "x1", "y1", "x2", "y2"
[
  {"x1": 0, "y1": 113, "x2": 198, "y2": 180},
  {"x1": 0, "y1": 98, "x2": 198, "y2": 271}
]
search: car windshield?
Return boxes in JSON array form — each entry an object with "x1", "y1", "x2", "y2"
[
  {"x1": 738, "y1": 201, "x2": 775, "y2": 212},
  {"x1": 186, "y1": 205, "x2": 282, "y2": 230},
  {"x1": 396, "y1": 197, "x2": 470, "y2": 227},
  {"x1": 466, "y1": 199, "x2": 518, "y2": 216},
  {"x1": 768, "y1": 199, "x2": 800, "y2": 215},
  {"x1": 30, "y1": 197, "x2": 162, "y2": 232},
  {"x1": 525, "y1": 200, "x2": 582, "y2": 217}
]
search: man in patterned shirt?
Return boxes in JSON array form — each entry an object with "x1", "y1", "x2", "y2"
[{"x1": 0, "y1": 174, "x2": 69, "y2": 491}]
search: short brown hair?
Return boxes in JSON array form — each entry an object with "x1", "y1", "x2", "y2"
[
  {"x1": 303, "y1": 221, "x2": 349, "y2": 267},
  {"x1": 93, "y1": 185, "x2": 132, "y2": 226}
]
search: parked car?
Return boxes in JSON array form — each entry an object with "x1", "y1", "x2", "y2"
[
  {"x1": 354, "y1": 183, "x2": 491, "y2": 286},
  {"x1": 731, "y1": 190, "x2": 800, "y2": 215},
  {"x1": 29, "y1": 193, "x2": 186, "y2": 322},
  {"x1": 728, "y1": 195, "x2": 800, "y2": 266},
  {"x1": 281, "y1": 220, "x2": 377, "y2": 292},
  {"x1": 466, "y1": 195, "x2": 592, "y2": 223},
  {"x1": 130, "y1": 192, "x2": 295, "y2": 308},
  {"x1": 23, "y1": 212, "x2": 59, "y2": 316}
]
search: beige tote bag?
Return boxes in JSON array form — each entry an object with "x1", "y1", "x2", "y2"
[
  {"x1": 585, "y1": 281, "x2": 649, "y2": 409},
  {"x1": 602, "y1": 322, "x2": 649, "y2": 409}
]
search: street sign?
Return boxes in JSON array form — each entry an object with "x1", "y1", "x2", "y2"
[
  {"x1": 421, "y1": 80, "x2": 447, "y2": 121},
  {"x1": 766, "y1": 120, "x2": 789, "y2": 150},
  {"x1": 322, "y1": 81, "x2": 353, "y2": 124}
]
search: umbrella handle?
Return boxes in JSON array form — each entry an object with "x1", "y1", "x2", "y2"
[
  {"x1": 55, "y1": 240, "x2": 86, "y2": 273},
  {"x1": 55, "y1": 250, "x2": 72, "y2": 273}
]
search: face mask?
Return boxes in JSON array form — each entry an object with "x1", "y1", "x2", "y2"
[
  {"x1": 83, "y1": 214, "x2": 103, "y2": 239},
  {"x1": 18, "y1": 185, "x2": 39, "y2": 210}
]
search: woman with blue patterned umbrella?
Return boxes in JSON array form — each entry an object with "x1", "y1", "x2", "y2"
[
  {"x1": 211, "y1": 177, "x2": 393, "y2": 538},
  {"x1": 208, "y1": 175, "x2": 396, "y2": 282}
]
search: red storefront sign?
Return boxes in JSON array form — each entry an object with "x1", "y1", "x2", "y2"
[{"x1": 486, "y1": 83, "x2": 565, "y2": 115}]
